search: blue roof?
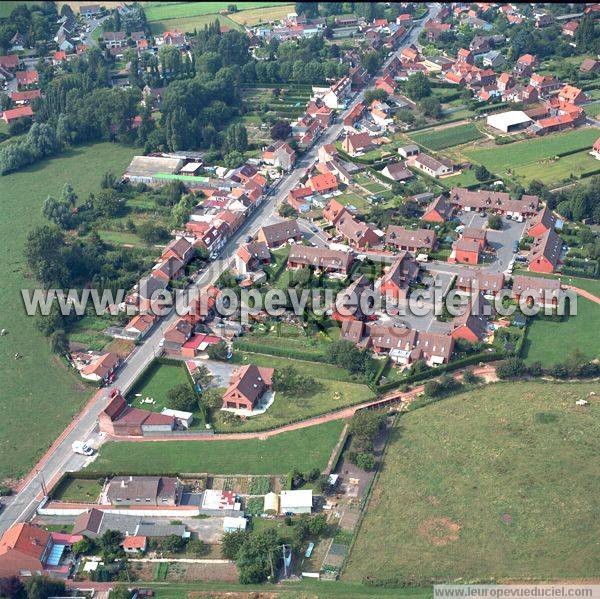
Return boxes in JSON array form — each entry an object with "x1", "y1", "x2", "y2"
[{"x1": 46, "y1": 544, "x2": 66, "y2": 566}]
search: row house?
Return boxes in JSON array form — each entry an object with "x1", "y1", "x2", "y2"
[
  {"x1": 319, "y1": 76, "x2": 352, "y2": 109},
  {"x1": 306, "y1": 98, "x2": 334, "y2": 127},
  {"x1": 422, "y1": 195, "x2": 454, "y2": 224},
  {"x1": 335, "y1": 213, "x2": 381, "y2": 249},
  {"x1": 261, "y1": 140, "x2": 296, "y2": 171},
  {"x1": 379, "y1": 252, "x2": 420, "y2": 302},
  {"x1": 450, "y1": 294, "x2": 491, "y2": 343},
  {"x1": 385, "y1": 226, "x2": 437, "y2": 253},
  {"x1": 343, "y1": 102, "x2": 365, "y2": 128},
  {"x1": 257, "y1": 219, "x2": 302, "y2": 248},
  {"x1": 287, "y1": 245, "x2": 354, "y2": 275},
  {"x1": 455, "y1": 270, "x2": 505, "y2": 297},
  {"x1": 528, "y1": 229, "x2": 562, "y2": 274},
  {"x1": 448, "y1": 187, "x2": 539, "y2": 218},
  {"x1": 512, "y1": 274, "x2": 562, "y2": 308},
  {"x1": 332, "y1": 276, "x2": 373, "y2": 323}
]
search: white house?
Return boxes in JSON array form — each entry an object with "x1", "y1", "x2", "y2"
[{"x1": 280, "y1": 490, "x2": 313, "y2": 515}]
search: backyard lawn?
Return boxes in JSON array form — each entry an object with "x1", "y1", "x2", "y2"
[
  {"x1": 523, "y1": 296, "x2": 600, "y2": 365},
  {"x1": 127, "y1": 361, "x2": 191, "y2": 411},
  {"x1": 52, "y1": 477, "x2": 103, "y2": 503},
  {"x1": 344, "y1": 381, "x2": 600, "y2": 582},
  {"x1": 0, "y1": 142, "x2": 137, "y2": 482},
  {"x1": 410, "y1": 123, "x2": 483, "y2": 151},
  {"x1": 88, "y1": 420, "x2": 345, "y2": 475},
  {"x1": 464, "y1": 128, "x2": 600, "y2": 180}
]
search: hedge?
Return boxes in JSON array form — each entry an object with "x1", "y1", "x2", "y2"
[
  {"x1": 376, "y1": 351, "x2": 503, "y2": 393},
  {"x1": 233, "y1": 339, "x2": 327, "y2": 362}
]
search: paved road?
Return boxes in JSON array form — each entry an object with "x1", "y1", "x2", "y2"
[{"x1": 0, "y1": 4, "x2": 438, "y2": 535}]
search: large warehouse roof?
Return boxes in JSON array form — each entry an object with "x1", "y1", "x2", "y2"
[
  {"x1": 124, "y1": 155, "x2": 183, "y2": 179},
  {"x1": 486, "y1": 110, "x2": 533, "y2": 132}
]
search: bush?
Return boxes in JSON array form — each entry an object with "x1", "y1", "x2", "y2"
[
  {"x1": 353, "y1": 452, "x2": 376, "y2": 471},
  {"x1": 488, "y1": 214, "x2": 503, "y2": 230},
  {"x1": 496, "y1": 357, "x2": 527, "y2": 379}
]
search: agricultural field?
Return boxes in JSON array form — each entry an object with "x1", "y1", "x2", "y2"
[
  {"x1": 511, "y1": 149, "x2": 600, "y2": 186},
  {"x1": 523, "y1": 296, "x2": 600, "y2": 365},
  {"x1": 148, "y1": 14, "x2": 239, "y2": 35},
  {"x1": 241, "y1": 85, "x2": 313, "y2": 121},
  {"x1": 464, "y1": 128, "x2": 600, "y2": 180},
  {"x1": 345, "y1": 381, "x2": 600, "y2": 582},
  {"x1": 89, "y1": 419, "x2": 345, "y2": 475},
  {"x1": 0, "y1": 142, "x2": 137, "y2": 482},
  {"x1": 228, "y1": 3, "x2": 296, "y2": 26},
  {"x1": 410, "y1": 123, "x2": 483, "y2": 151},
  {"x1": 143, "y1": 2, "x2": 284, "y2": 22}
]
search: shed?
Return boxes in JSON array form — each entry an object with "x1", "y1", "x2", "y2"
[
  {"x1": 160, "y1": 408, "x2": 194, "y2": 428},
  {"x1": 280, "y1": 490, "x2": 313, "y2": 515},
  {"x1": 263, "y1": 492, "x2": 279, "y2": 514},
  {"x1": 223, "y1": 517, "x2": 247, "y2": 533}
]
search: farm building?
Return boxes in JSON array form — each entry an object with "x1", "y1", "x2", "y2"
[
  {"x1": 280, "y1": 490, "x2": 313, "y2": 515},
  {"x1": 486, "y1": 111, "x2": 533, "y2": 133}
]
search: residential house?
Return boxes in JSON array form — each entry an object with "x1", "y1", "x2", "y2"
[
  {"x1": 323, "y1": 199, "x2": 348, "y2": 226},
  {"x1": 457, "y1": 48, "x2": 474, "y2": 65},
  {"x1": 343, "y1": 102, "x2": 365, "y2": 128},
  {"x1": 288, "y1": 246, "x2": 353, "y2": 274},
  {"x1": 98, "y1": 391, "x2": 175, "y2": 436},
  {"x1": 138, "y1": 275, "x2": 168, "y2": 314},
  {"x1": 580, "y1": 58, "x2": 600, "y2": 75},
  {"x1": 462, "y1": 227, "x2": 487, "y2": 250},
  {"x1": 411, "y1": 153, "x2": 453, "y2": 178},
  {"x1": 257, "y1": 219, "x2": 302, "y2": 248},
  {"x1": 379, "y1": 252, "x2": 420, "y2": 302},
  {"x1": 1, "y1": 105, "x2": 33, "y2": 124},
  {"x1": 107, "y1": 476, "x2": 182, "y2": 506},
  {"x1": 308, "y1": 172, "x2": 338, "y2": 195},
  {"x1": 451, "y1": 238, "x2": 481, "y2": 265},
  {"x1": 125, "y1": 314, "x2": 157, "y2": 340},
  {"x1": 9, "y1": 90, "x2": 40, "y2": 105},
  {"x1": 511, "y1": 274, "x2": 562, "y2": 307},
  {"x1": 342, "y1": 132, "x2": 375, "y2": 156},
  {"x1": 287, "y1": 186, "x2": 313, "y2": 212},
  {"x1": 562, "y1": 20, "x2": 579, "y2": 37},
  {"x1": 262, "y1": 140, "x2": 296, "y2": 171},
  {"x1": 235, "y1": 241, "x2": 271, "y2": 274},
  {"x1": 80, "y1": 4, "x2": 103, "y2": 18},
  {"x1": 380, "y1": 161, "x2": 413, "y2": 182},
  {"x1": 482, "y1": 50, "x2": 505, "y2": 69},
  {"x1": 0, "y1": 523, "x2": 53, "y2": 578},
  {"x1": 455, "y1": 270, "x2": 505, "y2": 296},
  {"x1": 320, "y1": 76, "x2": 351, "y2": 109},
  {"x1": 397, "y1": 144, "x2": 420, "y2": 159},
  {"x1": 514, "y1": 53, "x2": 537, "y2": 76},
  {"x1": 102, "y1": 31, "x2": 127, "y2": 48},
  {"x1": 163, "y1": 318, "x2": 193, "y2": 353},
  {"x1": 222, "y1": 364, "x2": 274, "y2": 411},
  {"x1": 558, "y1": 84, "x2": 586, "y2": 105},
  {"x1": 496, "y1": 72, "x2": 513, "y2": 91},
  {"x1": 450, "y1": 294, "x2": 490, "y2": 343},
  {"x1": 448, "y1": 187, "x2": 539, "y2": 218},
  {"x1": 306, "y1": 99, "x2": 333, "y2": 127},
  {"x1": 80, "y1": 352, "x2": 121, "y2": 384},
  {"x1": 529, "y1": 73, "x2": 561, "y2": 97},
  {"x1": 123, "y1": 536, "x2": 147, "y2": 554},
  {"x1": 527, "y1": 207, "x2": 556, "y2": 238},
  {"x1": 335, "y1": 213, "x2": 381, "y2": 249},
  {"x1": 333, "y1": 276, "x2": 373, "y2": 323},
  {"x1": 375, "y1": 74, "x2": 396, "y2": 95},
  {"x1": 386, "y1": 226, "x2": 436, "y2": 252},
  {"x1": 15, "y1": 70, "x2": 38, "y2": 89},
  {"x1": 349, "y1": 64, "x2": 369, "y2": 88},
  {"x1": 422, "y1": 194, "x2": 454, "y2": 223},
  {"x1": 162, "y1": 237, "x2": 195, "y2": 265},
  {"x1": 591, "y1": 137, "x2": 600, "y2": 160},
  {"x1": 528, "y1": 229, "x2": 562, "y2": 273}
]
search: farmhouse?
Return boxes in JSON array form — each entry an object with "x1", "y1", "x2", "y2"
[
  {"x1": 80, "y1": 352, "x2": 121, "y2": 384},
  {"x1": 528, "y1": 229, "x2": 562, "y2": 273},
  {"x1": 558, "y1": 84, "x2": 586, "y2": 105},
  {"x1": 257, "y1": 220, "x2": 302, "y2": 248},
  {"x1": 386, "y1": 226, "x2": 436, "y2": 252},
  {"x1": 288, "y1": 246, "x2": 353, "y2": 274},
  {"x1": 222, "y1": 364, "x2": 274, "y2": 411},
  {"x1": 106, "y1": 476, "x2": 182, "y2": 506}
]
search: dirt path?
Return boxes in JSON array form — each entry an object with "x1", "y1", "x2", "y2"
[
  {"x1": 109, "y1": 365, "x2": 498, "y2": 444},
  {"x1": 565, "y1": 285, "x2": 600, "y2": 306}
]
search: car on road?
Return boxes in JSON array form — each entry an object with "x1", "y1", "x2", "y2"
[
  {"x1": 310, "y1": 225, "x2": 319, "y2": 233},
  {"x1": 512, "y1": 241, "x2": 520, "y2": 252}
]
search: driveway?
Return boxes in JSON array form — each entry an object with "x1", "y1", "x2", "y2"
[{"x1": 202, "y1": 360, "x2": 237, "y2": 386}]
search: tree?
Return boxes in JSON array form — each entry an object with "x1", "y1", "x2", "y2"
[
  {"x1": 496, "y1": 357, "x2": 526, "y2": 379},
  {"x1": 187, "y1": 539, "x2": 207, "y2": 557},
  {"x1": 223, "y1": 122, "x2": 248, "y2": 153},
  {"x1": 488, "y1": 214, "x2": 502, "y2": 230},
  {"x1": 361, "y1": 50, "x2": 380, "y2": 75},
  {"x1": 236, "y1": 528, "x2": 281, "y2": 584},
  {"x1": 109, "y1": 588, "x2": 132, "y2": 599},
  {"x1": 25, "y1": 576, "x2": 65, "y2": 599},
  {"x1": 137, "y1": 221, "x2": 170, "y2": 244},
  {"x1": 42, "y1": 195, "x2": 72, "y2": 229},
  {"x1": 419, "y1": 96, "x2": 441, "y2": 118},
  {"x1": 50, "y1": 329, "x2": 69, "y2": 356},
  {"x1": 0, "y1": 576, "x2": 25, "y2": 599},
  {"x1": 278, "y1": 202, "x2": 297, "y2": 218},
  {"x1": 308, "y1": 514, "x2": 327, "y2": 536},
  {"x1": 349, "y1": 410, "x2": 384, "y2": 447},
  {"x1": 405, "y1": 72, "x2": 431, "y2": 100},
  {"x1": 364, "y1": 88, "x2": 388, "y2": 105},
  {"x1": 92, "y1": 188, "x2": 122, "y2": 218},
  {"x1": 99, "y1": 529, "x2": 123, "y2": 557},
  {"x1": 222, "y1": 529, "x2": 250, "y2": 559},
  {"x1": 353, "y1": 452, "x2": 376, "y2": 471},
  {"x1": 327, "y1": 339, "x2": 369, "y2": 375},
  {"x1": 202, "y1": 387, "x2": 223, "y2": 411},
  {"x1": 207, "y1": 339, "x2": 229, "y2": 361},
  {"x1": 166, "y1": 384, "x2": 199, "y2": 412},
  {"x1": 270, "y1": 120, "x2": 292, "y2": 140},
  {"x1": 25, "y1": 224, "x2": 68, "y2": 288},
  {"x1": 72, "y1": 536, "x2": 95, "y2": 556},
  {"x1": 101, "y1": 171, "x2": 117, "y2": 189},
  {"x1": 162, "y1": 534, "x2": 186, "y2": 553},
  {"x1": 223, "y1": 150, "x2": 244, "y2": 169},
  {"x1": 475, "y1": 165, "x2": 491, "y2": 181},
  {"x1": 192, "y1": 364, "x2": 213, "y2": 389},
  {"x1": 272, "y1": 366, "x2": 317, "y2": 396}
]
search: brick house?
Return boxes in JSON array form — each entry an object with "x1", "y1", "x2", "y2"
[
  {"x1": 422, "y1": 195, "x2": 453, "y2": 223},
  {"x1": 385, "y1": 226, "x2": 436, "y2": 252},
  {"x1": 528, "y1": 229, "x2": 562, "y2": 273},
  {"x1": 379, "y1": 252, "x2": 420, "y2": 302},
  {"x1": 288, "y1": 246, "x2": 353, "y2": 274},
  {"x1": 257, "y1": 219, "x2": 302, "y2": 248},
  {"x1": 527, "y1": 207, "x2": 556, "y2": 238},
  {"x1": 222, "y1": 364, "x2": 274, "y2": 411}
]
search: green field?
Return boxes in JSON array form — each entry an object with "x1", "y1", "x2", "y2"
[
  {"x1": 148, "y1": 13, "x2": 239, "y2": 34},
  {"x1": 511, "y1": 149, "x2": 600, "y2": 186},
  {"x1": 523, "y1": 296, "x2": 600, "y2": 365},
  {"x1": 345, "y1": 381, "x2": 600, "y2": 582},
  {"x1": 127, "y1": 361, "x2": 191, "y2": 412},
  {"x1": 144, "y1": 2, "x2": 284, "y2": 21},
  {"x1": 89, "y1": 420, "x2": 345, "y2": 475},
  {"x1": 465, "y1": 128, "x2": 600, "y2": 179},
  {"x1": 52, "y1": 477, "x2": 103, "y2": 503},
  {"x1": 0, "y1": 142, "x2": 137, "y2": 482},
  {"x1": 411, "y1": 123, "x2": 483, "y2": 151},
  {"x1": 0, "y1": 1, "x2": 42, "y2": 18}
]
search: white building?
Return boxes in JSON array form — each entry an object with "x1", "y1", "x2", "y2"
[
  {"x1": 280, "y1": 490, "x2": 313, "y2": 515},
  {"x1": 486, "y1": 110, "x2": 533, "y2": 133},
  {"x1": 223, "y1": 517, "x2": 247, "y2": 533}
]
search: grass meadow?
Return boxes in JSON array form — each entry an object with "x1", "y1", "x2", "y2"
[
  {"x1": 411, "y1": 123, "x2": 483, "y2": 151},
  {"x1": 344, "y1": 381, "x2": 600, "y2": 582},
  {"x1": 0, "y1": 142, "x2": 137, "y2": 482},
  {"x1": 89, "y1": 419, "x2": 345, "y2": 475}
]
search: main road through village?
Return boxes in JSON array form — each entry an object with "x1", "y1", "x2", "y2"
[{"x1": 0, "y1": 4, "x2": 440, "y2": 535}]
